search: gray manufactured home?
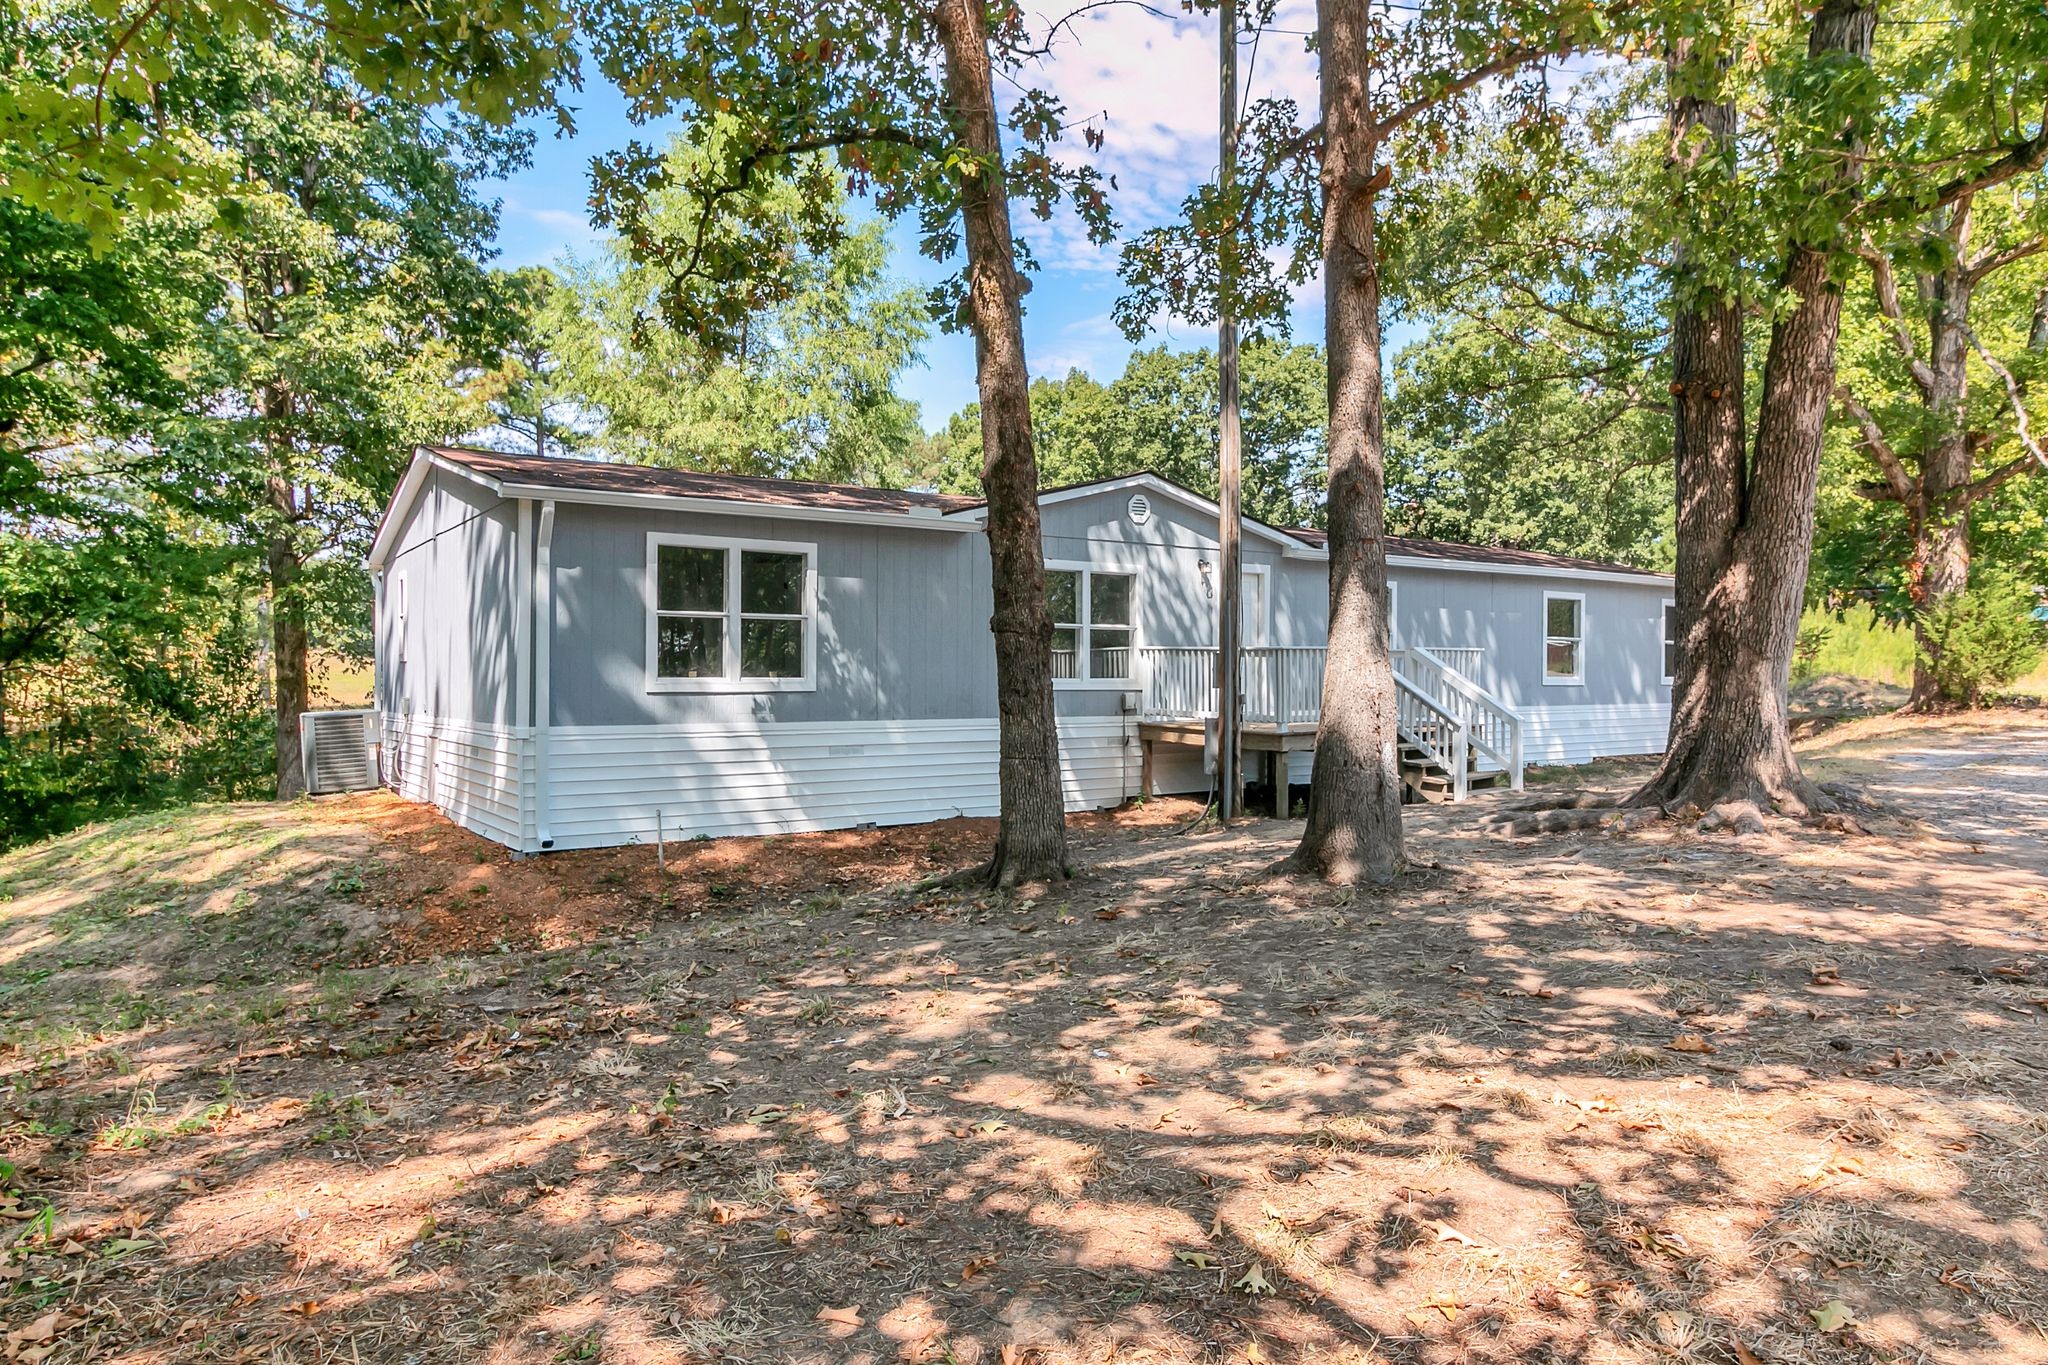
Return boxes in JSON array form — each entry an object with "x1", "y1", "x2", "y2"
[{"x1": 364, "y1": 445, "x2": 1676, "y2": 851}]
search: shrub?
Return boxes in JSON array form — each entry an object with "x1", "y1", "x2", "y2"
[{"x1": 1914, "y1": 570, "x2": 2048, "y2": 705}]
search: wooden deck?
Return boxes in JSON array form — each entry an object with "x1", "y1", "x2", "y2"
[{"x1": 1137, "y1": 721, "x2": 1317, "y2": 818}]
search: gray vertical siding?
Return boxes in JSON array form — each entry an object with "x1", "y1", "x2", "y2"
[
  {"x1": 378, "y1": 468, "x2": 1671, "y2": 741},
  {"x1": 1270, "y1": 550, "x2": 1672, "y2": 709},
  {"x1": 545, "y1": 502, "x2": 996, "y2": 727},
  {"x1": 374, "y1": 466, "x2": 520, "y2": 728}
]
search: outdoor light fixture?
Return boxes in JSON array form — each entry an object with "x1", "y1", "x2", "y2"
[{"x1": 1198, "y1": 558, "x2": 1214, "y2": 600}]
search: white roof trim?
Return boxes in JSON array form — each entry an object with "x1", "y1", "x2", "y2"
[
  {"x1": 366, "y1": 447, "x2": 977, "y2": 568},
  {"x1": 367, "y1": 448, "x2": 479, "y2": 569},
  {"x1": 1387, "y1": 553, "x2": 1672, "y2": 588},
  {"x1": 947, "y1": 471, "x2": 1319, "y2": 557},
  {"x1": 485, "y1": 480, "x2": 979, "y2": 532}
]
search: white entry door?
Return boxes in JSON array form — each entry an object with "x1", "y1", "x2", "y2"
[{"x1": 1238, "y1": 571, "x2": 1268, "y2": 646}]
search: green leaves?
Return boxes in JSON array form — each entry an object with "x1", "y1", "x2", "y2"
[
  {"x1": 3, "y1": 0, "x2": 578, "y2": 233},
  {"x1": 549, "y1": 153, "x2": 931, "y2": 484},
  {"x1": 927, "y1": 341, "x2": 1329, "y2": 528}
]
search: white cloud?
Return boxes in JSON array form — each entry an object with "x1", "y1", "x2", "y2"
[{"x1": 524, "y1": 207, "x2": 594, "y2": 232}]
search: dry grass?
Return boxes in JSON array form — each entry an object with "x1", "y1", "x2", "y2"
[{"x1": 0, "y1": 714, "x2": 2044, "y2": 1363}]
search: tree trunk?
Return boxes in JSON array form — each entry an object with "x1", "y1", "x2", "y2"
[
  {"x1": 933, "y1": 0, "x2": 1070, "y2": 886},
  {"x1": 1635, "y1": 0, "x2": 1873, "y2": 818},
  {"x1": 1908, "y1": 209, "x2": 1975, "y2": 708},
  {"x1": 269, "y1": 485, "x2": 310, "y2": 801},
  {"x1": 1282, "y1": 0, "x2": 1402, "y2": 884}
]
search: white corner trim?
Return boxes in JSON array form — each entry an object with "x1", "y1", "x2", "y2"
[
  {"x1": 1661, "y1": 597, "x2": 1677, "y2": 685},
  {"x1": 534, "y1": 500, "x2": 557, "y2": 851}
]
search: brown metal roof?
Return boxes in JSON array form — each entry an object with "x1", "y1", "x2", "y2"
[
  {"x1": 425, "y1": 445, "x2": 982, "y2": 515},
  {"x1": 1284, "y1": 526, "x2": 1666, "y2": 578},
  {"x1": 420, "y1": 448, "x2": 1664, "y2": 576}
]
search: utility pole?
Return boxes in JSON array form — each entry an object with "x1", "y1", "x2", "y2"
[{"x1": 1215, "y1": 0, "x2": 1244, "y2": 821}]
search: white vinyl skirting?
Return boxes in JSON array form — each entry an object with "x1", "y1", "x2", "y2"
[
  {"x1": 381, "y1": 703, "x2": 1670, "y2": 848},
  {"x1": 381, "y1": 713, "x2": 1141, "y2": 852}
]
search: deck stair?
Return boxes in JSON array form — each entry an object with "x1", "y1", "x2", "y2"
[
  {"x1": 1391, "y1": 646, "x2": 1525, "y2": 803},
  {"x1": 1397, "y1": 721, "x2": 1512, "y2": 804},
  {"x1": 1135, "y1": 640, "x2": 1525, "y2": 805}
]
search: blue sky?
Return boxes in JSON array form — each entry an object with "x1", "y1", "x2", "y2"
[{"x1": 482, "y1": 1, "x2": 1328, "y2": 432}]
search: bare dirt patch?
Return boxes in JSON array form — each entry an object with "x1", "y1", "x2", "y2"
[{"x1": 2, "y1": 716, "x2": 2044, "y2": 1364}]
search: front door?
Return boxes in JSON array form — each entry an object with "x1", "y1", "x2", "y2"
[{"x1": 1238, "y1": 571, "x2": 1268, "y2": 646}]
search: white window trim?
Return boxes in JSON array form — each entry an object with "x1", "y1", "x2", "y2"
[
  {"x1": 645, "y1": 531, "x2": 818, "y2": 694},
  {"x1": 1047, "y1": 559, "x2": 1141, "y2": 690},
  {"x1": 1386, "y1": 578, "x2": 1399, "y2": 649},
  {"x1": 1660, "y1": 597, "x2": 1677, "y2": 685},
  {"x1": 1542, "y1": 590, "x2": 1586, "y2": 687}
]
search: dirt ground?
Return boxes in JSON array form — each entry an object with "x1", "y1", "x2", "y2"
[{"x1": 1, "y1": 712, "x2": 2044, "y2": 1365}]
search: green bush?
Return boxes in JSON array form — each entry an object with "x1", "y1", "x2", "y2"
[
  {"x1": 1915, "y1": 571, "x2": 2048, "y2": 706},
  {"x1": 1792, "y1": 605, "x2": 1916, "y2": 685}
]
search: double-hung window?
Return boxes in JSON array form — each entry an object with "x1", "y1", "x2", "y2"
[
  {"x1": 1047, "y1": 564, "x2": 1136, "y2": 684},
  {"x1": 648, "y1": 533, "x2": 815, "y2": 691},
  {"x1": 1542, "y1": 591, "x2": 1585, "y2": 685}
]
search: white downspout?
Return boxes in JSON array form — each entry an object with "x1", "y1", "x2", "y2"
[
  {"x1": 513, "y1": 500, "x2": 534, "y2": 849},
  {"x1": 535, "y1": 500, "x2": 556, "y2": 850}
]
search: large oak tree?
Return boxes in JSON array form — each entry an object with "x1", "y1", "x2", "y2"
[{"x1": 1120, "y1": 0, "x2": 1634, "y2": 882}]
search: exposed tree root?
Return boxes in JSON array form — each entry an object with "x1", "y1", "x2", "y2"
[
  {"x1": 1267, "y1": 847, "x2": 1404, "y2": 888},
  {"x1": 1495, "y1": 790, "x2": 1620, "y2": 813},
  {"x1": 1479, "y1": 804, "x2": 1662, "y2": 838},
  {"x1": 935, "y1": 854, "x2": 1075, "y2": 893}
]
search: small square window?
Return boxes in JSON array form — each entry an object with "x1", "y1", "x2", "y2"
[
  {"x1": 1546, "y1": 595, "x2": 1580, "y2": 639},
  {"x1": 740, "y1": 618, "x2": 803, "y2": 678},
  {"x1": 1046, "y1": 570, "x2": 1079, "y2": 625},
  {"x1": 1090, "y1": 573, "x2": 1133, "y2": 627},
  {"x1": 1050, "y1": 626, "x2": 1080, "y2": 680},
  {"x1": 740, "y1": 550, "x2": 804, "y2": 616}
]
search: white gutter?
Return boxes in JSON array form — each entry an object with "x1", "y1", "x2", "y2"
[
  {"x1": 534, "y1": 500, "x2": 556, "y2": 851},
  {"x1": 487, "y1": 480, "x2": 979, "y2": 533},
  {"x1": 1385, "y1": 553, "x2": 1672, "y2": 587}
]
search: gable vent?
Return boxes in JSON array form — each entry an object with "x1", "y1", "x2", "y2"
[
  {"x1": 1127, "y1": 492, "x2": 1152, "y2": 525},
  {"x1": 300, "y1": 709, "x2": 380, "y2": 795}
]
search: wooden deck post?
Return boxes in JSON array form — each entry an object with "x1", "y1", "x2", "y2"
[{"x1": 1140, "y1": 735, "x2": 1155, "y2": 800}]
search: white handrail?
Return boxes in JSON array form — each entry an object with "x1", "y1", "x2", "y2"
[
  {"x1": 1401, "y1": 645, "x2": 1525, "y2": 792},
  {"x1": 1141, "y1": 642, "x2": 1521, "y2": 800},
  {"x1": 1394, "y1": 673, "x2": 1464, "y2": 784}
]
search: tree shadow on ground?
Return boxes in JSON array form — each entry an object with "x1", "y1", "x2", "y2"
[{"x1": 2, "y1": 719, "x2": 2045, "y2": 1364}]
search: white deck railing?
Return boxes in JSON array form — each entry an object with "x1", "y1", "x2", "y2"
[
  {"x1": 1137, "y1": 642, "x2": 1524, "y2": 797},
  {"x1": 1137, "y1": 646, "x2": 1326, "y2": 730},
  {"x1": 1427, "y1": 646, "x2": 1487, "y2": 678}
]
